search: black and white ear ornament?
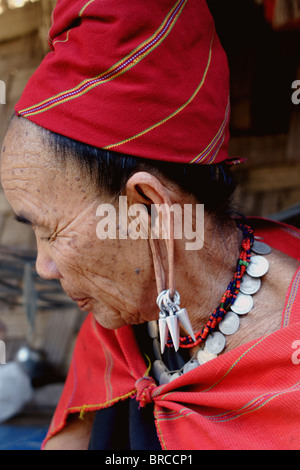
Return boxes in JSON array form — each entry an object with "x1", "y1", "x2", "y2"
[{"x1": 156, "y1": 289, "x2": 196, "y2": 353}]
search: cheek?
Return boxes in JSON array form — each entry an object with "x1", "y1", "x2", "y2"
[
  {"x1": 53, "y1": 232, "x2": 119, "y2": 278},
  {"x1": 50, "y1": 235, "x2": 86, "y2": 278}
]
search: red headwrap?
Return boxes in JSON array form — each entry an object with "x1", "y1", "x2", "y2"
[{"x1": 15, "y1": 0, "x2": 234, "y2": 165}]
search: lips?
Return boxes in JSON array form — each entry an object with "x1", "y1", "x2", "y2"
[
  {"x1": 61, "y1": 282, "x2": 93, "y2": 311},
  {"x1": 70, "y1": 297, "x2": 92, "y2": 311}
]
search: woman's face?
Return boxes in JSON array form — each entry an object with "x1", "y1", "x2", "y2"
[{"x1": 0, "y1": 117, "x2": 157, "y2": 329}]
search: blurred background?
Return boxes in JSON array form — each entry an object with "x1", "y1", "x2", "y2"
[
  {"x1": 0, "y1": 0, "x2": 85, "y2": 449},
  {"x1": 0, "y1": 0, "x2": 299, "y2": 449}
]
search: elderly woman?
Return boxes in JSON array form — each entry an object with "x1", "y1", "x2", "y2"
[{"x1": 1, "y1": 0, "x2": 300, "y2": 451}]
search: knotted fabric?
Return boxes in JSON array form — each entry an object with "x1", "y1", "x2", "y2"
[{"x1": 15, "y1": 0, "x2": 234, "y2": 165}]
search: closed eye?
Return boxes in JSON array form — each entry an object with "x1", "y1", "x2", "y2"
[
  {"x1": 14, "y1": 214, "x2": 33, "y2": 227},
  {"x1": 14, "y1": 214, "x2": 56, "y2": 242}
]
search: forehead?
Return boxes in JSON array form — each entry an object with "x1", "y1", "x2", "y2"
[
  {"x1": 1, "y1": 116, "x2": 52, "y2": 155},
  {"x1": 0, "y1": 118, "x2": 100, "y2": 232},
  {"x1": 1, "y1": 116, "x2": 54, "y2": 169},
  {"x1": 0, "y1": 117, "x2": 81, "y2": 191},
  {"x1": 0, "y1": 117, "x2": 93, "y2": 210}
]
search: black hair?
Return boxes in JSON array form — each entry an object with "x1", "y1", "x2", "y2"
[{"x1": 47, "y1": 131, "x2": 236, "y2": 217}]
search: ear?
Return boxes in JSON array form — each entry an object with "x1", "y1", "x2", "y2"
[
  {"x1": 125, "y1": 171, "x2": 175, "y2": 297},
  {"x1": 125, "y1": 171, "x2": 172, "y2": 207}
]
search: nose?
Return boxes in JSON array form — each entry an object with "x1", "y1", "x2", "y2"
[{"x1": 36, "y1": 245, "x2": 62, "y2": 280}]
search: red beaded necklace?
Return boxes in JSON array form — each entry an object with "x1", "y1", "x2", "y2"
[{"x1": 166, "y1": 222, "x2": 254, "y2": 349}]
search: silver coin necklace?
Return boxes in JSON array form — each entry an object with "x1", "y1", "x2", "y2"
[{"x1": 147, "y1": 226, "x2": 271, "y2": 385}]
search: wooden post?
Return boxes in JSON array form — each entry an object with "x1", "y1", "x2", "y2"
[
  {"x1": 0, "y1": 80, "x2": 5, "y2": 104},
  {"x1": 0, "y1": 340, "x2": 6, "y2": 364}
]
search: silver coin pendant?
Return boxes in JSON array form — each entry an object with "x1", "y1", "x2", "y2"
[
  {"x1": 231, "y1": 291, "x2": 253, "y2": 315},
  {"x1": 252, "y1": 240, "x2": 272, "y2": 255},
  {"x1": 205, "y1": 331, "x2": 226, "y2": 355},
  {"x1": 246, "y1": 255, "x2": 269, "y2": 278},
  {"x1": 219, "y1": 311, "x2": 240, "y2": 335},
  {"x1": 240, "y1": 273, "x2": 261, "y2": 295}
]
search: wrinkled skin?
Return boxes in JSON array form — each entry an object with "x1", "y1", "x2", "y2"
[
  {"x1": 1, "y1": 116, "x2": 299, "y2": 449},
  {"x1": 1, "y1": 116, "x2": 298, "y2": 340},
  {"x1": 0, "y1": 117, "x2": 159, "y2": 329}
]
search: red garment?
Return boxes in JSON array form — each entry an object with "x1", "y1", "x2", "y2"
[
  {"x1": 43, "y1": 220, "x2": 300, "y2": 450},
  {"x1": 15, "y1": 0, "x2": 234, "y2": 165}
]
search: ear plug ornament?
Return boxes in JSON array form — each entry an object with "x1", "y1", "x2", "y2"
[{"x1": 156, "y1": 290, "x2": 196, "y2": 353}]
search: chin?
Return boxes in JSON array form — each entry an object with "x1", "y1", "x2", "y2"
[{"x1": 92, "y1": 311, "x2": 127, "y2": 330}]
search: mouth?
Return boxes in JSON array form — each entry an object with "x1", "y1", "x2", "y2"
[{"x1": 71, "y1": 297, "x2": 92, "y2": 311}]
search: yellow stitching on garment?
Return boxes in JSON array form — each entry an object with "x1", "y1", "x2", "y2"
[
  {"x1": 104, "y1": 28, "x2": 215, "y2": 151},
  {"x1": 48, "y1": 3, "x2": 57, "y2": 45},
  {"x1": 153, "y1": 335, "x2": 268, "y2": 402},
  {"x1": 103, "y1": 346, "x2": 114, "y2": 402},
  {"x1": 206, "y1": 133, "x2": 226, "y2": 165},
  {"x1": 49, "y1": 0, "x2": 93, "y2": 47},
  {"x1": 67, "y1": 389, "x2": 137, "y2": 415},
  {"x1": 191, "y1": 123, "x2": 225, "y2": 165},
  {"x1": 19, "y1": 0, "x2": 186, "y2": 116},
  {"x1": 79, "y1": 405, "x2": 88, "y2": 420},
  {"x1": 21, "y1": 27, "x2": 180, "y2": 116},
  {"x1": 189, "y1": 98, "x2": 229, "y2": 164},
  {"x1": 91, "y1": 314, "x2": 114, "y2": 401},
  {"x1": 154, "y1": 407, "x2": 168, "y2": 450},
  {"x1": 157, "y1": 381, "x2": 300, "y2": 423},
  {"x1": 199, "y1": 336, "x2": 268, "y2": 393},
  {"x1": 144, "y1": 353, "x2": 152, "y2": 377},
  {"x1": 207, "y1": 379, "x2": 300, "y2": 422},
  {"x1": 29, "y1": 48, "x2": 159, "y2": 113},
  {"x1": 157, "y1": 408, "x2": 194, "y2": 422},
  {"x1": 283, "y1": 269, "x2": 300, "y2": 327},
  {"x1": 52, "y1": 30, "x2": 71, "y2": 46},
  {"x1": 206, "y1": 379, "x2": 300, "y2": 422},
  {"x1": 79, "y1": 0, "x2": 96, "y2": 16}
]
